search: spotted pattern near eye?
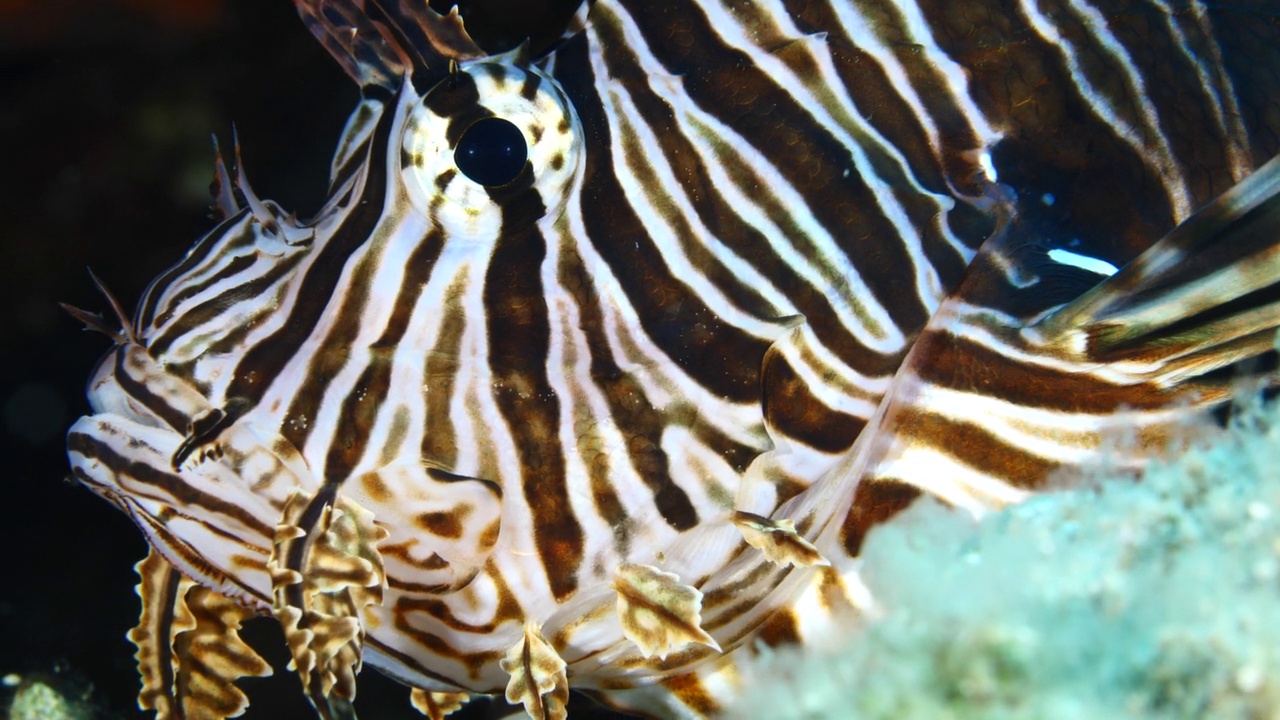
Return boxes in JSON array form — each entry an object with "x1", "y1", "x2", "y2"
[{"x1": 400, "y1": 61, "x2": 582, "y2": 240}]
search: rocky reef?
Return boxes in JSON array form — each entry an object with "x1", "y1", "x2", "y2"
[{"x1": 729, "y1": 386, "x2": 1280, "y2": 719}]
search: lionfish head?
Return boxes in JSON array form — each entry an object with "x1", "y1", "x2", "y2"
[{"x1": 65, "y1": 1, "x2": 813, "y2": 716}]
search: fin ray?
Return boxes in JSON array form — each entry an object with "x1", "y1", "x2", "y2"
[{"x1": 1031, "y1": 154, "x2": 1280, "y2": 377}]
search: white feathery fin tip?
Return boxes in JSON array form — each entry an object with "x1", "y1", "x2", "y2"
[{"x1": 613, "y1": 563, "x2": 721, "y2": 660}]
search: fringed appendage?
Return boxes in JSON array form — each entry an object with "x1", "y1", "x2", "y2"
[
  {"x1": 130, "y1": 548, "x2": 271, "y2": 720},
  {"x1": 409, "y1": 688, "x2": 470, "y2": 720},
  {"x1": 733, "y1": 511, "x2": 830, "y2": 568},
  {"x1": 613, "y1": 563, "x2": 721, "y2": 660},
  {"x1": 268, "y1": 487, "x2": 389, "y2": 720},
  {"x1": 500, "y1": 623, "x2": 569, "y2": 720}
]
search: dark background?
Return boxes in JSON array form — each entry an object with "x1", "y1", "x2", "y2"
[{"x1": 0, "y1": 1, "x2": 616, "y2": 718}]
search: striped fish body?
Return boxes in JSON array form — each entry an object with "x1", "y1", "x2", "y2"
[{"x1": 64, "y1": 0, "x2": 1280, "y2": 717}]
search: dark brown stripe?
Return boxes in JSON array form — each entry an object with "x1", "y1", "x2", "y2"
[
  {"x1": 149, "y1": 252, "x2": 256, "y2": 330},
  {"x1": 556, "y1": 229, "x2": 700, "y2": 533},
  {"x1": 111, "y1": 350, "x2": 189, "y2": 434},
  {"x1": 390, "y1": 565, "x2": 523, "y2": 682},
  {"x1": 913, "y1": 329, "x2": 1171, "y2": 413},
  {"x1": 137, "y1": 210, "x2": 256, "y2": 331},
  {"x1": 423, "y1": 70, "x2": 500, "y2": 152},
  {"x1": 484, "y1": 214, "x2": 583, "y2": 601},
  {"x1": 361, "y1": 635, "x2": 469, "y2": 689},
  {"x1": 700, "y1": 559, "x2": 779, "y2": 611},
  {"x1": 755, "y1": 607, "x2": 802, "y2": 648},
  {"x1": 329, "y1": 100, "x2": 381, "y2": 195},
  {"x1": 552, "y1": 267, "x2": 630, "y2": 556},
  {"x1": 1212, "y1": 4, "x2": 1280, "y2": 164},
  {"x1": 684, "y1": 124, "x2": 914, "y2": 378},
  {"x1": 590, "y1": 15, "x2": 781, "y2": 323},
  {"x1": 761, "y1": 350, "x2": 864, "y2": 453},
  {"x1": 156, "y1": 560, "x2": 182, "y2": 709},
  {"x1": 920, "y1": 0, "x2": 1176, "y2": 262},
  {"x1": 615, "y1": 0, "x2": 933, "y2": 335},
  {"x1": 689, "y1": 418, "x2": 762, "y2": 476},
  {"x1": 68, "y1": 432, "x2": 273, "y2": 537},
  {"x1": 1112, "y1": 4, "x2": 1237, "y2": 204},
  {"x1": 421, "y1": 274, "x2": 468, "y2": 470},
  {"x1": 784, "y1": 0, "x2": 951, "y2": 195},
  {"x1": 519, "y1": 69, "x2": 542, "y2": 100},
  {"x1": 890, "y1": 406, "x2": 1059, "y2": 489},
  {"x1": 661, "y1": 672, "x2": 720, "y2": 716},
  {"x1": 147, "y1": 250, "x2": 307, "y2": 358},
  {"x1": 839, "y1": 478, "x2": 922, "y2": 556},
  {"x1": 830, "y1": 0, "x2": 987, "y2": 194},
  {"x1": 786, "y1": 0, "x2": 996, "y2": 278}
]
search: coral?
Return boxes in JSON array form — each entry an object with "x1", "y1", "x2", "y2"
[
  {"x1": 727, "y1": 394, "x2": 1280, "y2": 720},
  {"x1": 2, "y1": 671, "x2": 111, "y2": 720}
]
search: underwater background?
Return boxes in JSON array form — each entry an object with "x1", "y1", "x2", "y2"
[
  {"x1": 3, "y1": 1, "x2": 1278, "y2": 719},
  {"x1": 2, "y1": 2, "x2": 351, "y2": 717}
]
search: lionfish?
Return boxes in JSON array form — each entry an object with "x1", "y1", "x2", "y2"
[{"x1": 65, "y1": 0, "x2": 1280, "y2": 717}]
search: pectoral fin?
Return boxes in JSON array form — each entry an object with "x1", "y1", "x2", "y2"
[
  {"x1": 809, "y1": 154, "x2": 1280, "y2": 557},
  {"x1": 1029, "y1": 153, "x2": 1280, "y2": 387}
]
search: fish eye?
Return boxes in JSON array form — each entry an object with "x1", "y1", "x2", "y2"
[
  {"x1": 454, "y1": 117, "x2": 528, "y2": 187},
  {"x1": 401, "y1": 61, "x2": 583, "y2": 239}
]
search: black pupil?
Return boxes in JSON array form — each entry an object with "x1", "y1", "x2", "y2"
[{"x1": 454, "y1": 117, "x2": 528, "y2": 187}]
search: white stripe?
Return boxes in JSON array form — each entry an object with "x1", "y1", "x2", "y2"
[
  {"x1": 599, "y1": 82, "x2": 792, "y2": 341},
  {"x1": 715, "y1": 0, "x2": 962, "y2": 311},
  {"x1": 892, "y1": 0, "x2": 1004, "y2": 151},
  {"x1": 879, "y1": 446, "x2": 1030, "y2": 514},
  {"x1": 1068, "y1": 0, "x2": 1191, "y2": 217},
  {"x1": 1047, "y1": 248, "x2": 1118, "y2": 276},
  {"x1": 562, "y1": 180, "x2": 771, "y2": 452}
]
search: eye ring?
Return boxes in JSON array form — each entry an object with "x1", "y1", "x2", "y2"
[
  {"x1": 401, "y1": 61, "x2": 582, "y2": 240},
  {"x1": 454, "y1": 117, "x2": 528, "y2": 187}
]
